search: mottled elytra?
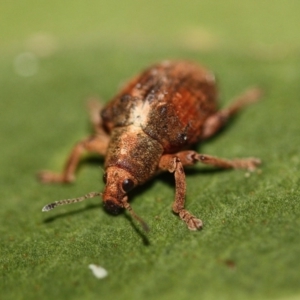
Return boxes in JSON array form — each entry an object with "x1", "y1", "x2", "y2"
[{"x1": 39, "y1": 60, "x2": 262, "y2": 231}]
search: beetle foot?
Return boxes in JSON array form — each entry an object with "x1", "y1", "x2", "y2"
[
  {"x1": 236, "y1": 157, "x2": 261, "y2": 171},
  {"x1": 37, "y1": 170, "x2": 73, "y2": 184},
  {"x1": 179, "y1": 209, "x2": 203, "y2": 231}
]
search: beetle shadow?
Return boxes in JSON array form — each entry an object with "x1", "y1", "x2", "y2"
[
  {"x1": 42, "y1": 156, "x2": 105, "y2": 223},
  {"x1": 123, "y1": 214, "x2": 150, "y2": 245},
  {"x1": 43, "y1": 202, "x2": 150, "y2": 245}
]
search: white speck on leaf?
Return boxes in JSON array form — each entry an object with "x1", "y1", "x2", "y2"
[{"x1": 88, "y1": 264, "x2": 108, "y2": 279}]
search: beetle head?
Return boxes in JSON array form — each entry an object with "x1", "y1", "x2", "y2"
[
  {"x1": 102, "y1": 166, "x2": 137, "y2": 215},
  {"x1": 102, "y1": 166, "x2": 149, "y2": 231},
  {"x1": 41, "y1": 166, "x2": 148, "y2": 231}
]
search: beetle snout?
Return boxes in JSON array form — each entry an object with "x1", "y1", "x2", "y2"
[{"x1": 103, "y1": 200, "x2": 123, "y2": 215}]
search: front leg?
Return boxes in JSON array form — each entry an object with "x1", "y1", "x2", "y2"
[
  {"x1": 158, "y1": 151, "x2": 261, "y2": 230},
  {"x1": 38, "y1": 134, "x2": 110, "y2": 184},
  {"x1": 158, "y1": 155, "x2": 203, "y2": 231}
]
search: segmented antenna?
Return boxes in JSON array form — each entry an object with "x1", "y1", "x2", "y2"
[
  {"x1": 123, "y1": 201, "x2": 149, "y2": 232},
  {"x1": 42, "y1": 192, "x2": 102, "y2": 212}
]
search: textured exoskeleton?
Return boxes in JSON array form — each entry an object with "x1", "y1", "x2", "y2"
[{"x1": 40, "y1": 60, "x2": 261, "y2": 231}]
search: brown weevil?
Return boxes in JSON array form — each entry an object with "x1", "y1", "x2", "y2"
[{"x1": 39, "y1": 60, "x2": 262, "y2": 231}]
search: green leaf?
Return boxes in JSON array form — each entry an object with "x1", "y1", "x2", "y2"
[{"x1": 1, "y1": 1, "x2": 300, "y2": 300}]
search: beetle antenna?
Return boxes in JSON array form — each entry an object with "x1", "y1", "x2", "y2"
[
  {"x1": 123, "y1": 201, "x2": 149, "y2": 232},
  {"x1": 42, "y1": 192, "x2": 102, "y2": 212}
]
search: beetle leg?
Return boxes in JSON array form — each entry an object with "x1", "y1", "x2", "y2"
[
  {"x1": 158, "y1": 150, "x2": 260, "y2": 230},
  {"x1": 202, "y1": 87, "x2": 262, "y2": 139},
  {"x1": 38, "y1": 134, "x2": 110, "y2": 183},
  {"x1": 158, "y1": 155, "x2": 203, "y2": 231},
  {"x1": 174, "y1": 151, "x2": 261, "y2": 171}
]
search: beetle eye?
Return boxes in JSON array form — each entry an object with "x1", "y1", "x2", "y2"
[
  {"x1": 103, "y1": 173, "x2": 107, "y2": 184},
  {"x1": 122, "y1": 179, "x2": 134, "y2": 192}
]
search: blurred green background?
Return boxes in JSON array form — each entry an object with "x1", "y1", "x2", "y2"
[{"x1": 1, "y1": 1, "x2": 300, "y2": 300}]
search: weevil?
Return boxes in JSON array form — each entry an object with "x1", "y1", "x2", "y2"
[{"x1": 39, "y1": 60, "x2": 261, "y2": 231}]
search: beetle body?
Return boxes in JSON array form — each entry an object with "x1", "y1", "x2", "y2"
[
  {"x1": 102, "y1": 61, "x2": 217, "y2": 152},
  {"x1": 40, "y1": 60, "x2": 261, "y2": 231}
]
